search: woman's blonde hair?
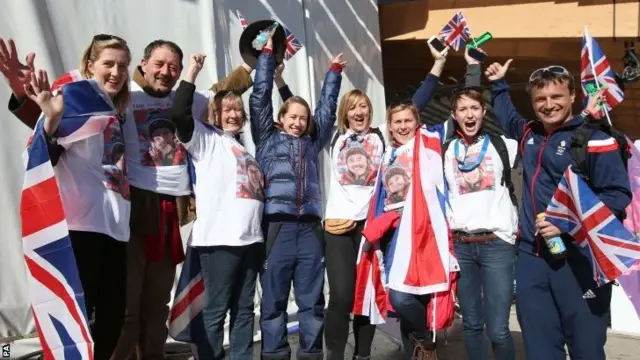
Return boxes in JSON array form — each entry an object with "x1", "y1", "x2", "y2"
[
  {"x1": 336, "y1": 89, "x2": 373, "y2": 133},
  {"x1": 208, "y1": 90, "x2": 246, "y2": 128},
  {"x1": 79, "y1": 35, "x2": 131, "y2": 114},
  {"x1": 276, "y1": 96, "x2": 315, "y2": 136},
  {"x1": 385, "y1": 102, "x2": 420, "y2": 141}
]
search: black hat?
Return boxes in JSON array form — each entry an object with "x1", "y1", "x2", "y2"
[
  {"x1": 239, "y1": 20, "x2": 287, "y2": 68},
  {"x1": 147, "y1": 118, "x2": 175, "y2": 137}
]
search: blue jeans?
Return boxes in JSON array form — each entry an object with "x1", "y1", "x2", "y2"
[
  {"x1": 454, "y1": 237, "x2": 516, "y2": 360},
  {"x1": 196, "y1": 243, "x2": 262, "y2": 360},
  {"x1": 260, "y1": 221, "x2": 325, "y2": 359},
  {"x1": 388, "y1": 290, "x2": 433, "y2": 360}
]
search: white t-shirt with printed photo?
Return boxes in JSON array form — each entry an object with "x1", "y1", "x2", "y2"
[
  {"x1": 380, "y1": 138, "x2": 415, "y2": 212},
  {"x1": 444, "y1": 135, "x2": 519, "y2": 244},
  {"x1": 123, "y1": 81, "x2": 212, "y2": 196},
  {"x1": 55, "y1": 116, "x2": 131, "y2": 241},
  {"x1": 183, "y1": 120, "x2": 264, "y2": 247}
]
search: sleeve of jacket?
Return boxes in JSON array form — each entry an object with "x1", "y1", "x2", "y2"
[
  {"x1": 491, "y1": 80, "x2": 528, "y2": 141},
  {"x1": 465, "y1": 64, "x2": 482, "y2": 87},
  {"x1": 313, "y1": 68, "x2": 343, "y2": 150},
  {"x1": 586, "y1": 130, "x2": 632, "y2": 216},
  {"x1": 249, "y1": 52, "x2": 276, "y2": 147},
  {"x1": 8, "y1": 94, "x2": 40, "y2": 129},
  {"x1": 210, "y1": 65, "x2": 253, "y2": 94},
  {"x1": 169, "y1": 81, "x2": 196, "y2": 145},
  {"x1": 411, "y1": 73, "x2": 439, "y2": 113}
]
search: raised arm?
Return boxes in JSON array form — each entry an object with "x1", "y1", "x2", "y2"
[
  {"x1": 0, "y1": 38, "x2": 40, "y2": 129},
  {"x1": 463, "y1": 47, "x2": 483, "y2": 88},
  {"x1": 210, "y1": 63, "x2": 253, "y2": 95},
  {"x1": 485, "y1": 59, "x2": 527, "y2": 140},
  {"x1": 313, "y1": 53, "x2": 346, "y2": 150},
  {"x1": 249, "y1": 36, "x2": 277, "y2": 147},
  {"x1": 274, "y1": 63, "x2": 293, "y2": 102},
  {"x1": 169, "y1": 53, "x2": 207, "y2": 144},
  {"x1": 412, "y1": 38, "x2": 448, "y2": 112}
]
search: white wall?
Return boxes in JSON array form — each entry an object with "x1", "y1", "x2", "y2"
[{"x1": 0, "y1": 0, "x2": 386, "y2": 339}]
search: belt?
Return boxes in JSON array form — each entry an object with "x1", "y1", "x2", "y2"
[{"x1": 453, "y1": 231, "x2": 495, "y2": 243}]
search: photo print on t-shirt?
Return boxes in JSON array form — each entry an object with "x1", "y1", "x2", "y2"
[
  {"x1": 381, "y1": 146, "x2": 413, "y2": 206},
  {"x1": 231, "y1": 144, "x2": 265, "y2": 201},
  {"x1": 134, "y1": 108, "x2": 187, "y2": 167},
  {"x1": 453, "y1": 149, "x2": 496, "y2": 195},
  {"x1": 336, "y1": 135, "x2": 383, "y2": 186},
  {"x1": 102, "y1": 115, "x2": 130, "y2": 200}
]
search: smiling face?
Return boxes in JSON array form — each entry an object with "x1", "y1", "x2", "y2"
[
  {"x1": 388, "y1": 107, "x2": 419, "y2": 145},
  {"x1": 141, "y1": 44, "x2": 182, "y2": 94},
  {"x1": 88, "y1": 48, "x2": 130, "y2": 97},
  {"x1": 529, "y1": 76, "x2": 575, "y2": 130},
  {"x1": 278, "y1": 98, "x2": 311, "y2": 137},
  {"x1": 346, "y1": 152, "x2": 369, "y2": 177},
  {"x1": 215, "y1": 95, "x2": 245, "y2": 134},
  {"x1": 151, "y1": 126, "x2": 175, "y2": 155},
  {"x1": 452, "y1": 91, "x2": 486, "y2": 138}
]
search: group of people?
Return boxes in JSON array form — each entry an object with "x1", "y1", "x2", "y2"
[{"x1": 0, "y1": 20, "x2": 630, "y2": 360}]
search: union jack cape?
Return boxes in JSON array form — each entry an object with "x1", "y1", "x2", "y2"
[
  {"x1": 545, "y1": 166, "x2": 640, "y2": 286},
  {"x1": 352, "y1": 126, "x2": 458, "y2": 326},
  {"x1": 21, "y1": 78, "x2": 118, "y2": 359}
]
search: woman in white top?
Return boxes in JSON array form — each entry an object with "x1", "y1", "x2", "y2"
[
  {"x1": 168, "y1": 54, "x2": 264, "y2": 360},
  {"x1": 442, "y1": 49, "x2": 517, "y2": 360},
  {"x1": 24, "y1": 35, "x2": 132, "y2": 360}
]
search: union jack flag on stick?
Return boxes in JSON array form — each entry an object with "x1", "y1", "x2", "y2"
[
  {"x1": 21, "y1": 79, "x2": 119, "y2": 359},
  {"x1": 545, "y1": 167, "x2": 640, "y2": 286},
  {"x1": 237, "y1": 10, "x2": 248, "y2": 29},
  {"x1": 437, "y1": 12, "x2": 472, "y2": 51},
  {"x1": 283, "y1": 26, "x2": 303, "y2": 61}
]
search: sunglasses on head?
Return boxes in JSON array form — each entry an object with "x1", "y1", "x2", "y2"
[
  {"x1": 92, "y1": 34, "x2": 127, "y2": 44},
  {"x1": 529, "y1": 65, "x2": 570, "y2": 83}
]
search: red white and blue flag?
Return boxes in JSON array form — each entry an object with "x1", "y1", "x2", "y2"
[
  {"x1": 352, "y1": 126, "x2": 458, "y2": 325},
  {"x1": 545, "y1": 167, "x2": 640, "y2": 285},
  {"x1": 438, "y1": 12, "x2": 472, "y2": 52},
  {"x1": 237, "y1": 10, "x2": 248, "y2": 29},
  {"x1": 21, "y1": 79, "x2": 117, "y2": 359},
  {"x1": 580, "y1": 28, "x2": 624, "y2": 116},
  {"x1": 283, "y1": 26, "x2": 303, "y2": 61}
]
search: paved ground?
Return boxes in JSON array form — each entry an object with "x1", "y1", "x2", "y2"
[{"x1": 165, "y1": 307, "x2": 640, "y2": 359}]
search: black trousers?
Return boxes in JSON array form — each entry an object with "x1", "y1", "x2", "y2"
[
  {"x1": 324, "y1": 221, "x2": 376, "y2": 359},
  {"x1": 69, "y1": 231, "x2": 127, "y2": 360}
]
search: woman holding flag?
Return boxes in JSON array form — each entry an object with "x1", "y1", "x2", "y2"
[{"x1": 23, "y1": 35, "x2": 132, "y2": 360}]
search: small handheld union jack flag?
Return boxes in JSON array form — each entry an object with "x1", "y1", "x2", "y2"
[
  {"x1": 581, "y1": 27, "x2": 624, "y2": 118},
  {"x1": 437, "y1": 12, "x2": 472, "y2": 52},
  {"x1": 237, "y1": 10, "x2": 248, "y2": 29},
  {"x1": 284, "y1": 26, "x2": 303, "y2": 61}
]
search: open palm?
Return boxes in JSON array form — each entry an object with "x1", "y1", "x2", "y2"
[
  {"x1": 0, "y1": 38, "x2": 36, "y2": 99},
  {"x1": 25, "y1": 69, "x2": 64, "y2": 134}
]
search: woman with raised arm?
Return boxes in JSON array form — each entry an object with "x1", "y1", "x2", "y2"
[
  {"x1": 24, "y1": 35, "x2": 132, "y2": 360},
  {"x1": 250, "y1": 31, "x2": 345, "y2": 360},
  {"x1": 323, "y1": 40, "x2": 449, "y2": 360},
  {"x1": 168, "y1": 54, "x2": 264, "y2": 360}
]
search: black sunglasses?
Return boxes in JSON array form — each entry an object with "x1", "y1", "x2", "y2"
[
  {"x1": 529, "y1": 65, "x2": 570, "y2": 83},
  {"x1": 92, "y1": 34, "x2": 127, "y2": 44}
]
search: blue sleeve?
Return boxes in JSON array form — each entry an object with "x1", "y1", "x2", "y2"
[
  {"x1": 313, "y1": 69, "x2": 342, "y2": 151},
  {"x1": 249, "y1": 52, "x2": 276, "y2": 148},
  {"x1": 278, "y1": 85, "x2": 293, "y2": 102},
  {"x1": 411, "y1": 73, "x2": 439, "y2": 112},
  {"x1": 491, "y1": 80, "x2": 528, "y2": 141},
  {"x1": 587, "y1": 131, "x2": 632, "y2": 216}
]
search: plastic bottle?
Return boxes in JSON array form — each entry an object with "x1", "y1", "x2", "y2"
[
  {"x1": 537, "y1": 213, "x2": 567, "y2": 258},
  {"x1": 252, "y1": 22, "x2": 280, "y2": 51}
]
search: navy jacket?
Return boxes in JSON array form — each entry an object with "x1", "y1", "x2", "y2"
[
  {"x1": 250, "y1": 52, "x2": 342, "y2": 219},
  {"x1": 491, "y1": 79, "x2": 631, "y2": 254}
]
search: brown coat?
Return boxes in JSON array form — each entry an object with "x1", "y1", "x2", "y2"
[{"x1": 9, "y1": 65, "x2": 254, "y2": 231}]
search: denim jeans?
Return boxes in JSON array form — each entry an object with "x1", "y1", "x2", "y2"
[
  {"x1": 388, "y1": 290, "x2": 433, "y2": 360},
  {"x1": 454, "y1": 237, "x2": 516, "y2": 360},
  {"x1": 196, "y1": 243, "x2": 262, "y2": 360}
]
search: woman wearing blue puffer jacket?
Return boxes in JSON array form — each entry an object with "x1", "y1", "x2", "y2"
[{"x1": 250, "y1": 33, "x2": 346, "y2": 360}]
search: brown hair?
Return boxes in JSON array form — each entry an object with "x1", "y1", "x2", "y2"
[
  {"x1": 337, "y1": 89, "x2": 373, "y2": 133},
  {"x1": 385, "y1": 102, "x2": 420, "y2": 141},
  {"x1": 208, "y1": 90, "x2": 246, "y2": 128},
  {"x1": 79, "y1": 35, "x2": 132, "y2": 114},
  {"x1": 529, "y1": 72, "x2": 575, "y2": 94},
  {"x1": 451, "y1": 88, "x2": 485, "y2": 111},
  {"x1": 276, "y1": 96, "x2": 315, "y2": 136}
]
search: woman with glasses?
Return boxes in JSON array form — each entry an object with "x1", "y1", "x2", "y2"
[
  {"x1": 22, "y1": 34, "x2": 132, "y2": 360},
  {"x1": 323, "y1": 39, "x2": 449, "y2": 360}
]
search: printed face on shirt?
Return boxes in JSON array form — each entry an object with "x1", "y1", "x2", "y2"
[
  {"x1": 134, "y1": 109, "x2": 187, "y2": 167},
  {"x1": 337, "y1": 135, "x2": 383, "y2": 186},
  {"x1": 452, "y1": 145, "x2": 496, "y2": 195},
  {"x1": 102, "y1": 117, "x2": 130, "y2": 200},
  {"x1": 141, "y1": 45, "x2": 182, "y2": 94},
  {"x1": 87, "y1": 48, "x2": 130, "y2": 97},
  {"x1": 530, "y1": 81, "x2": 575, "y2": 128},
  {"x1": 231, "y1": 145, "x2": 265, "y2": 201},
  {"x1": 389, "y1": 108, "x2": 419, "y2": 145}
]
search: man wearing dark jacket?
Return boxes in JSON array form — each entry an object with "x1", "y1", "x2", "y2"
[{"x1": 485, "y1": 59, "x2": 631, "y2": 360}]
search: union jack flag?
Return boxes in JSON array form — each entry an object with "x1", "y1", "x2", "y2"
[
  {"x1": 284, "y1": 26, "x2": 303, "y2": 61},
  {"x1": 237, "y1": 10, "x2": 248, "y2": 29},
  {"x1": 21, "y1": 79, "x2": 118, "y2": 359},
  {"x1": 580, "y1": 28, "x2": 624, "y2": 116},
  {"x1": 545, "y1": 167, "x2": 640, "y2": 286},
  {"x1": 437, "y1": 12, "x2": 472, "y2": 52}
]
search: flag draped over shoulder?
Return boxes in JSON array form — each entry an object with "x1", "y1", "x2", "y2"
[
  {"x1": 21, "y1": 79, "x2": 116, "y2": 360},
  {"x1": 352, "y1": 126, "x2": 458, "y2": 326},
  {"x1": 545, "y1": 167, "x2": 640, "y2": 286}
]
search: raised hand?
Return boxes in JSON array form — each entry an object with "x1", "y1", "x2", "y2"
[
  {"x1": 427, "y1": 39, "x2": 449, "y2": 63},
  {"x1": 585, "y1": 88, "x2": 607, "y2": 119},
  {"x1": 0, "y1": 38, "x2": 36, "y2": 100},
  {"x1": 274, "y1": 63, "x2": 286, "y2": 88},
  {"x1": 484, "y1": 59, "x2": 513, "y2": 82},
  {"x1": 331, "y1": 53, "x2": 348, "y2": 68},
  {"x1": 465, "y1": 47, "x2": 486, "y2": 65},
  {"x1": 24, "y1": 69, "x2": 64, "y2": 135},
  {"x1": 185, "y1": 53, "x2": 206, "y2": 83}
]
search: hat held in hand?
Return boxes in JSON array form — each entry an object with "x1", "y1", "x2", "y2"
[{"x1": 239, "y1": 20, "x2": 287, "y2": 68}]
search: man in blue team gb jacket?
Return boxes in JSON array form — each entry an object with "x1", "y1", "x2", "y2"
[{"x1": 484, "y1": 59, "x2": 631, "y2": 360}]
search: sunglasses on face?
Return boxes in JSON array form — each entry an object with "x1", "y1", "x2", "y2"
[
  {"x1": 528, "y1": 65, "x2": 570, "y2": 83},
  {"x1": 92, "y1": 34, "x2": 127, "y2": 44}
]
